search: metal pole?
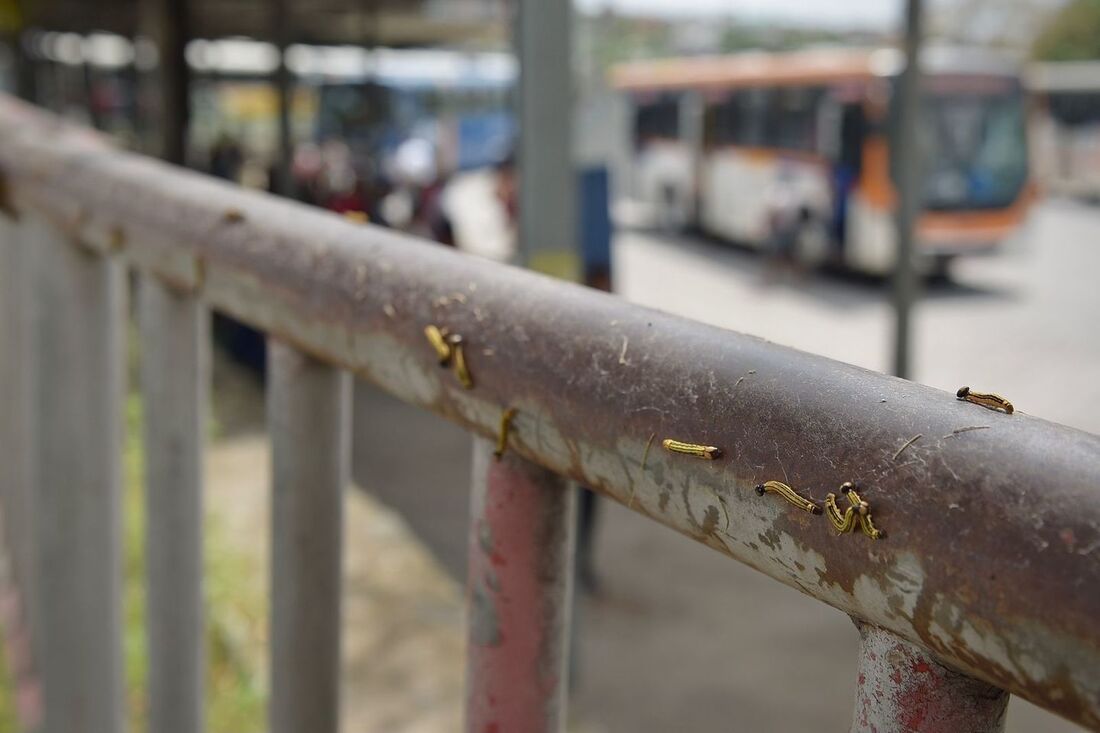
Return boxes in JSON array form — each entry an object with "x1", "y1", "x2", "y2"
[
  {"x1": 465, "y1": 439, "x2": 577, "y2": 733},
  {"x1": 12, "y1": 31, "x2": 38, "y2": 102},
  {"x1": 141, "y1": 0, "x2": 190, "y2": 164},
  {"x1": 81, "y1": 58, "x2": 103, "y2": 130},
  {"x1": 268, "y1": 341, "x2": 349, "y2": 733},
  {"x1": 272, "y1": 0, "x2": 292, "y2": 196},
  {"x1": 892, "y1": 0, "x2": 924, "y2": 380},
  {"x1": 515, "y1": 0, "x2": 577, "y2": 280},
  {"x1": 851, "y1": 621, "x2": 1008, "y2": 732},
  {"x1": 0, "y1": 204, "x2": 39, "y2": 681},
  {"x1": 139, "y1": 275, "x2": 207, "y2": 733},
  {"x1": 33, "y1": 216, "x2": 126, "y2": 733},
  {"x1": 511, "y1": 1, "x2": 583, "y2": 713}
]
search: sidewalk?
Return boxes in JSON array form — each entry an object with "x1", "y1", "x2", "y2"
[{"x1": 207, "y1": 431, "x2": 465, "y2": 732}]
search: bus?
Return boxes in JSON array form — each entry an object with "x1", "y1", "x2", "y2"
[
  {"x1": 184, "y1": 44, "x2": 515, "y2": 184},
  {"x1": 310, "y1": 48, "x2": 515, "y2": 177},
  {"x1": 1028, "y1": 61, "x2": 1100, "y2": 201},
  {"x1": 611, "y1": 47, "x2": 1032, "y2": 275}
]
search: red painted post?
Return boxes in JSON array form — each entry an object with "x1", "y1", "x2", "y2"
[
  {"x1": 465, "y1": 439, "x2": 576, "y2": 733},
  {"x1": 852, "y1": 621, "x2": 1009, "y2": 733}
]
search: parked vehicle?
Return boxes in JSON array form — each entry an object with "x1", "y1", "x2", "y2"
[
  {"x1": 611, "y1": 47, "x2": 1033, "y2": 275},
  {"x1": 1028, "y1": 61, "x2": 1100, "y2": 202}
]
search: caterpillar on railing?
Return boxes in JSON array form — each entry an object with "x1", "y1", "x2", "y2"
[
  {"x1": 495, "y1": 408, "x2": 517, "y2": 460},
  {"x1": 423, "y1": 325, "x2": 474, "y2": 389},
  {"x1": 956, "y1": 386, "x2": 1013, "y2": 415},
  {"x1": 424, "y1": 324, "x2": 452, "y2": 365},
  {"x1": 825, "y1": 482, "x2": 884, "y2": 539},
  {"x1": 449, "y1": 334, "x2": 474, "y2": 389},
  {"x1": 755, "y1": 480, "x2": 821, "y2": 515},
  {"x1": 661, "y1": 439, "x2": 721, "y2": 460}
]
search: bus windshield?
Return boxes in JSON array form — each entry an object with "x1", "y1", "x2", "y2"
[
  {"x1": 315, "y1": 80, "x2": 513, "y2": 172},
  {"x1": 918, "y1": 85, "x2": 1028, "y2": 211},
  {"x1": 316, "y1": 82, "x2": 404, "y2": 155}
]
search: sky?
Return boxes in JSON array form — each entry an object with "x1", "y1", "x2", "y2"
[{"x1": 574, "y1": 0, "x2": 906, "y2": 30}]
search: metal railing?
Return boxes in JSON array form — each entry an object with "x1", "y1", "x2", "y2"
[{"x1": 1, "y1": 93, "x2": 1099, "y2": 732}]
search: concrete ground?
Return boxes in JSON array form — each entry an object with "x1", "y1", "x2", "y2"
[
  {"x1": 347, "y1": 197, "x2": 1098, "y2": 732},
  {"x1": 207, "y1": 433, "x2": 466, "y2": 733}
]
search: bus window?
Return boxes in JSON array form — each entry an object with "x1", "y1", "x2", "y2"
[
  {"x1": 703, "y1": 90, "x2": 771, "y2": 149},
  {"x1": 704, "y1": 93, "x2": 735, "y2": 147},
  {"x1": 633, "y1": 94, "x2": 680, "y2": 149},
  {"x1": 739, "y1": 89, "x2": 769, "y2": 147},
  {"x1": 1048, "y1": 91, "x2": 1100, "y2": 126},
  {"x1": 315, "y1": 82, "x2": 394, "y2": 151},
  {"x1": 919, "y1": 87, "x2": 1028, "y2": 210},
  {"x1": 765, "y1": 87, "x2": 822, "y2": 153}
]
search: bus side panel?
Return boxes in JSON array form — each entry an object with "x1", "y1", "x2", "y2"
[
  {"x1": 846, "y1": 193, "x2": 897, "y2": 275},
  {"x1": 700, "y1": 148, "x2": 832, "y2": 249},
  {"x1": 845, "y1": 133, "x2": 897, "y2": 275},
  {"x1": 635, "y1": 139, "x2": 695, "y2": 229}
]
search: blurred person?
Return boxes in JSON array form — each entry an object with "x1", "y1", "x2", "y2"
[
  {"x1": 384, "y1": 136, "x2": 456, "y2": 245},
  {"x1": 494, "y1": 152, "x2": 518, "y2": 227},
  {"x1": 290, "y1": 141, "x2": 324, "y2": 205},
  {"x1": 209, "y1": 132, "x2": 244, "y2": 182}
]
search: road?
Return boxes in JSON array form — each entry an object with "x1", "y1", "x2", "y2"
[{"x1": 351, "y1": 198, "x2": 1098, "y2": 732}]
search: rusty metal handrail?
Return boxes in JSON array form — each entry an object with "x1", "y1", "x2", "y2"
[{"x1": 2, "y1": 94, "x2": 1099, "y2": 729}]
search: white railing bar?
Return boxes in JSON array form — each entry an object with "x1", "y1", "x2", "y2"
[
  {"x1": 268, "y1": 340, "x2": 349, "y2": 733},
  {"x1": 32, "y1": 214, "x2": 126, "y2": 733},
  {"x1": 139, "y1": 275, "x2": 208, "y2": 733}
]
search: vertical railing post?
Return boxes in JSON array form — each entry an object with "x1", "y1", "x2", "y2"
[
  {"x1": 33, "y1": 217, "x2": 126, "y2": 733},
  {"x1": 139, "y1": 275, "x2": 208, "y2": 733},
  {"x1": 465, "y1": 439, "x2": 577, "y2": 733},
  {"x1": 0, "y1": 207, "x2": 40, "y2": 723},
  {"x1": 0, "y1": 212, "x2": 35, "y2": 605},
  {"x1": 268, "y1": 341, "x2": 349, "y2": 733},
  {"x1": 851, "y1": 621, "x2": 1008, "y2": 733}
]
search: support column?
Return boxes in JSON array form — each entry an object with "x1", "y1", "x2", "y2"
[
  {"x1": 892, "y1": 0, "x2": 924, "y2": 380},
  {"x1": 140, "y1": 0, "x2": 190, "y2": 164},
  {"x1": 271, "y1": 0, "x2": 293, "y2": 196},
  {"x1": 515, "y1": 0, "x2": 577, "y2": 280}
]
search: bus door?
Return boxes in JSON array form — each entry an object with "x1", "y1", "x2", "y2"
[
  {"x1": 818, "y1": 86, "x2": 867, "y2": 254},
  {"x1": 834, "y1": 102, "x2": 866, "y2": 251}
]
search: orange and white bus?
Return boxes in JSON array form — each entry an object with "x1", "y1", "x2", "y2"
[{"x1": 611, "y1": 48, "x2": 1032, "y2": 275}]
